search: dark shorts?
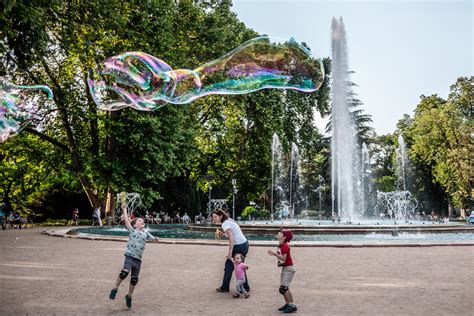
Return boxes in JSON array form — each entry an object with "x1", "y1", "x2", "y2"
[{"x1": 123, "y1": 255, "x2": 142, "y2": 278}]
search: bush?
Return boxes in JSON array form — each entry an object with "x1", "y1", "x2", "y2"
[
  {"x1": 41, "y1": 218, "x2": 94, "y2": 226},
  {"x1": 42, "y1": 218, "x2": 69, "y2": 226},
  {"x1": 241, "y1": 206, "x2": 269, "y2": 220}
]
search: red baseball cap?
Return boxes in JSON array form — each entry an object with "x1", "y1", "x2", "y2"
[{"x1": 281, "y1": 229, "x2": 293, "y2": 242}]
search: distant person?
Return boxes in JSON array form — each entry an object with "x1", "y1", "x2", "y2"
[
  {"x1": 9, "y1": 211, "x2": 22, "y2": 229},
  {"x1": 72, "y1": 208, "x2": 79, "y2": 226},
  {"x1": 109, "y1": 210, "x2": 159, "y2": 308},
  {"x1": 195, "y1": 212, "x2": 204, "y2": 223},
  {"x1": 282, "y1": 205, "x2": 289, "y2": 220},
  {"x1": 174, "y1": 212, "x2": 181, "y2": 223},
  {"x1": 93, "y1": 207, "x2": 102, "y2": 226},
  {"x1": 232, "y1": 253, "x2": 249, "y2": 298},
  {"x1": 267, "y1": 229, "x2": 297, "y2": 313},
  {"x1": 182, "y1": 212, "x2": 190, "y2": 224}
]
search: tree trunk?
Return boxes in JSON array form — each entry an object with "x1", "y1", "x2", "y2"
[
  {"x1": 2, "y1": 182, "x2": 13, "y2": 215},
  {"x1": 448, "y1": 202, "x2": 453, "y2": 218},
  {"x1": 41, "y1": 59, "x2": 100, "y2": 210},
  {"x1": 104, "y1": 188, "x2": 115, "y2": 225}
]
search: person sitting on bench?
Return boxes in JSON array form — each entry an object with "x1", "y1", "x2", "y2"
[{"x1": 9, "y1": 211, "x2": 22, "y2": 229}]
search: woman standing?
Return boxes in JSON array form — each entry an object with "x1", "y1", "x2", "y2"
[{"x1": 212, "y1": 210, "x2": 250, "y2": 293}]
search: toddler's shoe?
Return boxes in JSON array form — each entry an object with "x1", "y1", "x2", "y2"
[
  {"x1": 109, "y1": 289, "x2": 117, "y2": 300},
  {"x1": 125, "y1": 295, "x2": 132, "y2": 308},
  {"x1": 244, "y1": 293, "x2": 250, "y2": 298},
  {"x1": 232, "y1": 293, "x2": 240, "y2": 298},
  {"x1": 278, "y1": 304, "x2": 290, "y2": 311},
  {"x1": 283, "y1": 304, "x2": 297, "y2": 313}
]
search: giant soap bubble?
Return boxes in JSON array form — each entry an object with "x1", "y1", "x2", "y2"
[
  {"x1": 0, "y1": 80, "x2": 53, "y2": 142},
  {"x1": 88, "y1": 36, "x2": 325, "y2": 111}
]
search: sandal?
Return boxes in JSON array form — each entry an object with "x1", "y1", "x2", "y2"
[
  {"x1": 232, "y1": 293, "x2": 240, "y2": 298},
  {"x1": 244, "y1": 293, "x2": 250, "y2": 298}
]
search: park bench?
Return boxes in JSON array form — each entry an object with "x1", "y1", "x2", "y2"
[{"x1": 20, "y1": 217, "x2": 29, "y2": 228}]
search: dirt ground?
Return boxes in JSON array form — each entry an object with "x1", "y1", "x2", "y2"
[{"x1": 0, "y1": 227, "x2": 473, "y2": 315}]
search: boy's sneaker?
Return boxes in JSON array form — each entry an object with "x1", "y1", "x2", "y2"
[
  {"x1": 278, "y1": 304, "x2": 290, "y2": 311},
  {"x1": 283, "y1": 304, "x2": 297, "y2": 313},
  {"x1": 109, "y1": 289, "x2": 117, "y2": 300},
  {"x1": 125, "y1": 295, "x2": 132, "y2": 308}
]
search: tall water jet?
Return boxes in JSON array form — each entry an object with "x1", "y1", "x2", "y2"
[
  {"x1": 330, "y1": 17, "x2": 358, "y2": 220},
  {"x1": 360, "y1": 143, "x2": 371, "y2": 217},
  {"x1": 396, "y1": 134, "x2": 409, "y2": 191},
  {"x1": 271, "y1": 133, "x2": 284, "y2": 220},
  {"x1": 289, "y1": 142, "x2": 300, "y2": 218}
]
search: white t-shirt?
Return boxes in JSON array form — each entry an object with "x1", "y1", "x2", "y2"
[{"x1": 222, "y1": 219, "x2": 247, "y2": 245}]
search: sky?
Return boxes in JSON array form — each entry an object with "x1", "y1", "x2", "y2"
[{"x1": 231, "y1": 0, "x2": 473, "y2": 135}]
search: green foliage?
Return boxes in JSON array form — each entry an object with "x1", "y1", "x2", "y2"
[
  {"x1": 407, "y1": 77, "x2": 473, "y2": 210},
  {"x1": 241, "y1": 205, "x2": 269, "y2": 219},
  {"x1": 1, "y1": 0, "x2": 332, "y2": 219},
  {"x1": 374, "y1": 175, "x2": 396, "y2": 192},
  {"x1": 0, "y1": 133, "x2": 74, "y2": 215}
]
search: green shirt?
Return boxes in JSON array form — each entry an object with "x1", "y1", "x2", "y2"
[{"x1": 124, "y1": 228, "x2": 155, "y2": 260}]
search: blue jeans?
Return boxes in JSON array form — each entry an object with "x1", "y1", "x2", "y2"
[{"x1": 220, "y1": 241, "x2": 250, "y2": 291}]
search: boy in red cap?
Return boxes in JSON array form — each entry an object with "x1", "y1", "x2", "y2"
[{"x1": 267, "y1": 229, "x2": 297, "y2": 313}]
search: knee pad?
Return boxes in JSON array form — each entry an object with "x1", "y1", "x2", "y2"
[
  {"x1": 279, "y1": 286, "x2": 288, "y2": 295},
  {"x1": 119, "y1": 270, "x2": 129, "y2": 280},
  {"x1": 130, "y1": 276, "x2": 139, "y2": 285}
]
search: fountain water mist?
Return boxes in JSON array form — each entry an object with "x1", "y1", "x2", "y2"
[
  {"x1": 360, "y1": 143, "x2": 371, "y2": 217},
  {"x1": 289, "y1": 142, "x2": 300, "y2": 218},
  {"x1": 377, "y1": 191, "x2": 418, "y2": 222},
  {"x1": 396, "y1": 134, "x2": 409, "y2": 191},
  {"x1": 330, "y1": 17, "x2": 358, "y2": 220},
  {"x1": 115, "y1": 192, "x2": 143, "y2": 223},
  {"x1": 271, "y1": 133, "x2": 284, "y2": 220},
  {"x1": 376, "y1": 135, "x2": 418, "y2": 222}
]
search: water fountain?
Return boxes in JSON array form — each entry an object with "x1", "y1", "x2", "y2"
[
  {"x1": 376, "y1": 191, "x2": 418, "y2": 222},
  {"x1": 376, "y1": 135, "x2": 418, "y2": 222},
  {"x1": 65, "y1": 19, "x2": 474, "y2": 245},
  {"x1": 396, "y1": 134, "x2": 409, "y2": 191},
  {"x1": 330, "y1": 17, "x2": 358, "y2": 221},
  {"x1": 359, "y1": 143, "x2": 371, "y2": 218},
  {"x1": 114, "y1": 192, "x2": 143, "y2": 223},
  {"x1": 271, "y1": 133, "x2": 285, "y2": 220},
  {"x1": 289, "y1": 142, "x2": 300, "y2": 218}
]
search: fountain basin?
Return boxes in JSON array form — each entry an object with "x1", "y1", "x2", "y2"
[
  {"x1": 62, "y1": 223, "x2": 474, "y2": 245},
  {"x1": 188, "y1": 221, "x2": 474, "y2": 235}
]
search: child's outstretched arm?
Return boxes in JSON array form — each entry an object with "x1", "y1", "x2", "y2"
[
  {"x1": 267, "y1": 250, "x2": 287, "y2": 262},
  {"x1": 123, "y1": 208, "x2": 133, "y2": 230},
  {"x1": 147, "y1": 231, "x2": 159, "y2": 243}
]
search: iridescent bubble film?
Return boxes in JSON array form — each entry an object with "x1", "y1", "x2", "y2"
[
  {"x1": 88, "y1": 36, "x2": 325, "y2": 111},
  {"x1": 0, "y1": 80, "x2": 54, "y2": 142}
]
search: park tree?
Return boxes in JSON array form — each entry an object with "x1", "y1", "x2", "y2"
[
  {"x1": 394, "y1": 115, "x2": 448, "y2": 215},
  {"x1": 0, "y1": 0, "x2": 263, "y2": 220},
  {"x1": 1, "y1": 0, "x2": 334, "y2": 220},
  {"x1": 370, "y1": 134, "x2": 396, "y2": 193},
  {"x1": 408, "y1": 77, "x2": 473, "y2": 217},
  {"x1": 0, "y1": 132, "x2": 78, "y2": 218}
]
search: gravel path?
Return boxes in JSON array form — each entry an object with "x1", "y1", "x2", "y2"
[{"x1": 0, "y1": 227, "x2": 472, "y2": 315}]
